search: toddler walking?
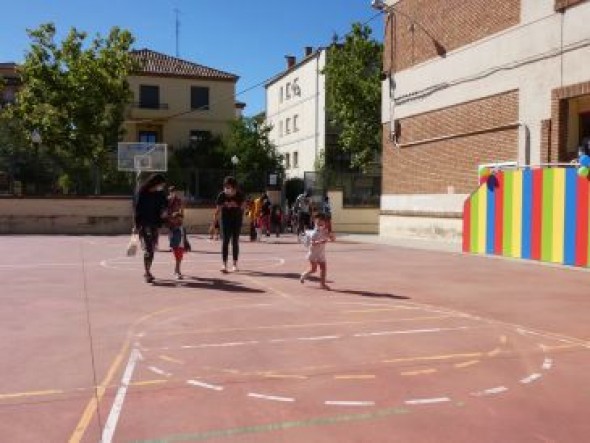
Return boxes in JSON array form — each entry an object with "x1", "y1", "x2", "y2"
[
  {"x1": 300, "y1": 213, "x2": 335, "y2": 290},
  {"x1": 169, "y1": 212, "x2": 186, "y2": 280}
]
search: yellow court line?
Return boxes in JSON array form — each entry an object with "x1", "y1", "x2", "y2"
[
  {"x1": 401, "y1": 368, "x2": 437, "y2": 376},
  {"x1": 487, "y1": 348, "x2": 502, "y2": 357},
  {"x1": 131, "y1": 379, "x2": 168, "y2": 387},
  {"x1": 333, "y1": 375, "x2": 376, "y2": 380},
  {"x1": 69, "y1": 305, "x2": 190, "y2": 443},
  {"x1": 159, "y1": 355, "x2": 185, "y2": 364},
  {"x1": 540, "y1": 343, "x2": 583, "y2": 352},
  {"x1": 0, "y1": 389, "x2": 63, "y2": 400},
  {"x1": 344, "y1": 308, "x2": 406, "y2": 314},
  {"x1": 382, "y1": 352, "x2": 483, "y2": 364},
  {"x1": 454, "y1": 360, "x2": 480, "y2": 369}
]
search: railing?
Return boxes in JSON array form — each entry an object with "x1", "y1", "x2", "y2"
[{"x1": 130, "y1": 102, "x2": 170, "y2": 110}]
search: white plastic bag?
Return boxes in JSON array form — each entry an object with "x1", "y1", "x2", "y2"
[{"x1": 126, "y1": 231, "x2": 139, "y2": 256}]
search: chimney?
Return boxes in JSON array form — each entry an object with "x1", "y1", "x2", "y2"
[
  {"x1": 304, "y1": 46, "x2": 313, "y2": 57},
  {"x1": 285, "y1": 55, "x2": 296, "y2": 69}
]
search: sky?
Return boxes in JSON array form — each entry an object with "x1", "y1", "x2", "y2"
[{"x1": 1, "y1": 0, "x2": 384, "y2": 116}]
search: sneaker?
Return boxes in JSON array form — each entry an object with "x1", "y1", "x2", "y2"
[
  {"x1": 232, "y1": 264, "x2": 239, "y2": 272},
  {"x1": 144, "y1": 273, "x2": 155, "y2": 283},
  {"x1": 221, "y1": 264, "x2": 228, "y2": 273},
  {"x1": 300, "y1": 273, "x2": 306, "y2": 284},
  {"x1": 320, "y1": 284, "x2": 331, "y2": 291},
  {"x1": 174, "y1": 272, "x2": 183, "y2": 280}
]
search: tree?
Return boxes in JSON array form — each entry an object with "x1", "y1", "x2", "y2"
[
  {"x1": 322, "y1": 23, "x2": 383, "y2": 170},
  {"x1": 223, "y1": 117, "x2": 283, "y2": 192},
  {"x1": 5, "y1": 23, "x2": 137, "y2": 192}
]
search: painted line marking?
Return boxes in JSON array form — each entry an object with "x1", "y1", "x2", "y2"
[
  {"x1": 131, "y1": 379, "x2": 168, "y2": 387},
  {"x1": 297, "y1": 335, "x2": 341, "y2": 342},
  {"x1": 181, "y1": 341, "x2": 259, "y2": 349},
  {"x1": 401, "y1": 368, "x2": 437, "y2": 376},
  {"x1": 325, "y1": 400, "x2": 376, "y2": 407},
  {"x1": 148, "y1": 366, "x2": 172, "y2": 377},
  {"x1": 264, "y1": 374, "x2": 308, "y2": 380},
  {"x1": 542, "y1": 358, "x2": 553, "y2": 370},
  {"x1": 405, "y1": 397, "x2": 451, "y2": 405},
  {"x1": 487, "y1": 347, "x2": 502, "y2": 357},
  {"x1": 500, "y1": 335, "x2": 508, "y2": 344},
  {"x1": 159, "y1": 355, "x2": 184, "y2": 364},
  {"x1": 344, "y1": 308, "x2": 406, "y2": 314},
  {"x1": 248, "y1": 393, "x2": 295, "y2": 402},
  {"x1": 473, "y1": 386, "x2": 508, "y2": 396},
  {"x1": 454, "y1": 360, "x2": 480, "y2": 368},
  {"x1": 383, "y1": 352, "x2": 482, "y2": 364},
  {"x1": 101, "y1": 348, "x2": 143, "y2": 443},
  {"x1": 520, "y1": 373, "x2": 542, "y2": 384},
  {"x1": 187, "y1": 380, "x2": 224, "y2": 391},
  {"x1": 333, "y1": 375, "x2": 376, "y2": 380},
  {"x1": 354, "y1": 326, "x2": 470, "y2": 338},
  {"x1": 0, "y1": 389, "x2": 64, "y2": 400}
]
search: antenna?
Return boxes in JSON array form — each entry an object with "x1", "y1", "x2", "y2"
[{"x1": 174, "y1": 8, "x2": 180, "y2": 57}]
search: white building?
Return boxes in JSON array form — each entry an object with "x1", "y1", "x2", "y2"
[{"x1": 265, "y1": 48, "x2": 328, "y2": 179}]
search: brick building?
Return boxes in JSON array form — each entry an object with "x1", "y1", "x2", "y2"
[{"x1": 379, "y1": 0, "x2": 590, "y2": 240}]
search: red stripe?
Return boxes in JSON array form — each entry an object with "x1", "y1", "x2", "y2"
[
  {"x1": 494, "y1": 172, "x2": 504, "y2": 255},
  {"x1": 531, "y1": 169, "x2": 543, "y2": 260},
  {"x1": 575, "y1": 175, "x2": 589, "y2": 266},
  {"x1": 463, "y1": 199, "x2": 471, "y2": 253}
]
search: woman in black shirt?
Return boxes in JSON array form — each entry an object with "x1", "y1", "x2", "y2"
[
  {"x1": 134, "y1": 173, "x2": 168, "y2": 282},
  {"x1": 214, "y1": 176, "x2": 245, "y2": 273}
]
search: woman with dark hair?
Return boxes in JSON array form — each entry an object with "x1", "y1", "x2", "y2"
[
  {"x1": 134, "y1": 173, "x2": 168, "y2": 283},
  {"x1": 214, "y1": 176, "x2": 245, "y2": 273}
]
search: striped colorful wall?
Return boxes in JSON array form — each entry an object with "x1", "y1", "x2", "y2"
[{"x1": 463, "y1": 167, "x2": 590, "y2": 266}]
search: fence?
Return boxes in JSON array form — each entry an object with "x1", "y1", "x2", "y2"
[{"x1": 304, "y1": 170, "x2": 381, "y2": 207}]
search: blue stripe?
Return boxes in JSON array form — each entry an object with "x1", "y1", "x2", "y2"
[
  {"x1": 521, "y1": 169, "x2": 533, "y2": 259},
  {"x1": 486, "y1": 179, "x2": 496, "y2": 254},
  {"x1": 564, "y1": 168, "x2": 578, "y2": 266}
]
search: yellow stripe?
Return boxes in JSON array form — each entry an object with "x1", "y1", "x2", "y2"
[
  {"x1": 487, "y1": 347, "x2": 502, "y2": 357},
  {"x1": 382, "y1": 352, "x2": 482, "y2": 364},
  {"x1": 512, "y1": 170, "x2": 523, "y2": 258},
  {"x1": 131, "y1": 379, "x2": 168, "y2": 387},
  {"x1": 477, "y1": 186, "x2": 487, "y2": 254},
  {"x1": 0, "y1": 389, "x2": 63, "y2": 400},
  {"x1": 334, "y1": 375, "x2": 376, "y2": 380},
  {"x1": 159, "y1": 355, "x2": 184, "y2": 364},
  {"x1": 401, "y1": 368, "x2": 437, "y2": 376},
  {"x1": 552, "y1": 168, "x2": 565, "y2": 263}
]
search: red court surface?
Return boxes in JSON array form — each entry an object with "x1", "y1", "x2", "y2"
[{"x1": 1, "y1": 234, "x2": 590, "y2": 442}]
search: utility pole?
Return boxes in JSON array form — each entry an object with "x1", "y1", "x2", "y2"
[{"x1": 174, "y1": 8, "x2": 180, "y2": 57}]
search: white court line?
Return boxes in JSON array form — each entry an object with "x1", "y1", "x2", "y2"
[
  {"x1": 186, "y1": 379, "x2": 224, "y2": 391},
  {"x1": 0, "y1": 262, "x2": 80, "y2": 270},
  {"x1": 473, "y1": 386, "x2": 508, "y2": 396},
  {"x1": 101, "y1": 348, "x2": 143, "y2": 443},
  {"x1": 520, "y1": 373, "x2": 542, "y2": 384},
  {"x1": 353, "y1": 326, "x2": 470, "y2": 337},
  {"x1": 297, "y1": 335, "x2": 341, "y2": 342},
  {"x1": 542, "y1": 358, "x2": 553, "y2": 370},
  {"x1": 148, "y1": 366, "x2": 172, "y2": 377},
  {"x1": 99, "y1": 257, "x2": 285, "y2": 272},
  {"x1": 248, "y1": 393, "x2": 295, "y2": 402},
  {"x1": 181, "y1": 341, "x2": 259, "y2": 350},
  {"x1": 404, "y1": 397, "x2": 451, "y2": 405},
  {"x1": 324, "y1": 400, "x2": 376, "y2": 407}
]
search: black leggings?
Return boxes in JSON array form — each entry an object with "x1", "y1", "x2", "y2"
[
  {"x1": 221, "y1": 216, "x2": 242, "y2": 263},
  {"x1": 139, "y1": 226, "x2": 159, "y2": 271}
]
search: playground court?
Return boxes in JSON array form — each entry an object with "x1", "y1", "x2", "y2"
[{"x1": 0, "y1": 234, "x2": 590, "y2": 442}]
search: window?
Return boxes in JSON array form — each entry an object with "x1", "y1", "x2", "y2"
[
  {"x1": 139, "y1": 85, "x2": 160, "y2": 109},
  {"x1": 189, "y1": 130, "x2": 211, "y2": 144},
  {"x1": 292, "y1": 78, "x2": 301, "y2": 97},
  {"x1": 293, "y1": 151, "x2": 299, "y2": 168},
  {"x1": 286, "y1": 82, "x2": 291, "y2": 99},
  {"x1": 280, "y1": 87, "x2": 283, "y2": 103},
  {"x1": 191, "y1": 86, "x2": 210, "y2": 110},
  {"x1": 285, "y1": 153, "x2": 291, "y2": 169},
  {"x1": 279, "y1": 121, "x2": 284, "y2": 137},
  {"x1": 286, "y1": 118, "x2": 291, "y2": 134},
  {"x1": 293, "y1": 114, "x2": 299, "y2": 132},
  {"x1": 139, "y1": 131, "x2": 158, "y2": 143}
]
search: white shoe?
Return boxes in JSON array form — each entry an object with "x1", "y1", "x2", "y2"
[
  {"x1": 221, "y1": 264, "x2": 228, "y2": 273},
  {"x1": 300, "y1": 273, "x2": 306, "y2": 284},
  {"x1": 232, "y1": 264, "x2": 239, "y2": 272}
]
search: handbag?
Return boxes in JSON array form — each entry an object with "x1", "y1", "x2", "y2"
[{"x1": 126, "y1": 231, "x2": 140, "y2": 256}]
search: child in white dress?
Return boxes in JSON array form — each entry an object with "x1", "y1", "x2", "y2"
[{"x1": 300, "y1": 213, "x2": 335, "y2": 290}]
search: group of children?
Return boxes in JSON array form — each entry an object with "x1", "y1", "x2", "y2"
[{"x1": 161, "y1": 188, "x2": 335, "y2": 290}]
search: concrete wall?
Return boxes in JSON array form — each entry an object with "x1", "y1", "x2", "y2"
[
  {"x1": 328, "y1": 190, "x2": 379, "y2": 234},
  {"x1": 0, "y1": 198, "x2": 218, "y2": 235}
]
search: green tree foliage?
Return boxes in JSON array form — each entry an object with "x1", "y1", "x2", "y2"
[
  {"x1": 223, "y1": 117, "x2": 283, "y2": 191},
  {"x1": 323, "y1": 23, "x2": 383, "y2": 170},
  {"x1": 6, "y1": 23, "x2": 137, "y2": 182}
]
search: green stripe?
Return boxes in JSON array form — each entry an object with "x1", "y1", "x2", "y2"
[
  {"x1": 503, "y1": 171, "x2": 514, "y2": 254},
  {"x1": 470, "y1": 191, "x2": 479, "y2": 252},
  {"x1": 133, "y1": 406, "x2": 412, "y2": 443},
  {"x1": 542, "y1": 169, "x2": 554, "y2": 261}
]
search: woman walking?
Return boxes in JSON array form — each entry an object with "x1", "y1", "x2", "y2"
[
  {"x1": 134, "y1": 173, "x2": 168, "y2": 283},
  {"x1": 214, "y1": 176, "x2": 245, "y2": 273}
]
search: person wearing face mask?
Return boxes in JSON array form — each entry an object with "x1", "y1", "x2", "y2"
[
  {"x1": 134, "y1": 173, "x2": 168, "y2": 283},
  {"x1": 214, "y1": 176, "x2": 245, "y2": 272}
]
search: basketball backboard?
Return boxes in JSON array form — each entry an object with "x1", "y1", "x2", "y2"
[{"x1": 118, "y1": 143, "x2": 167, "y2": 172}]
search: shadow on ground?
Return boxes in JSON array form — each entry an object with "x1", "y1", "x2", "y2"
[{"x1": 152, "y1": 276, "x2": 266, "y2": 294}]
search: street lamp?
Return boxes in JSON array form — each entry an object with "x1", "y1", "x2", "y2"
[
  {"x1": 231, "y1": 155, "x2": 239, "y2": 176},
  {"x1": 31, "y1": 129, "x2": 42, "y2": 194}
]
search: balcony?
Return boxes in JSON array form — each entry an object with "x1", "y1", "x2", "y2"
[
  {"x1": 131, "y1": 102, "x2": 170, "y2": 110},
  {"x1": 127, "y1": 102, "x2": 172, "y2": 121}
]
